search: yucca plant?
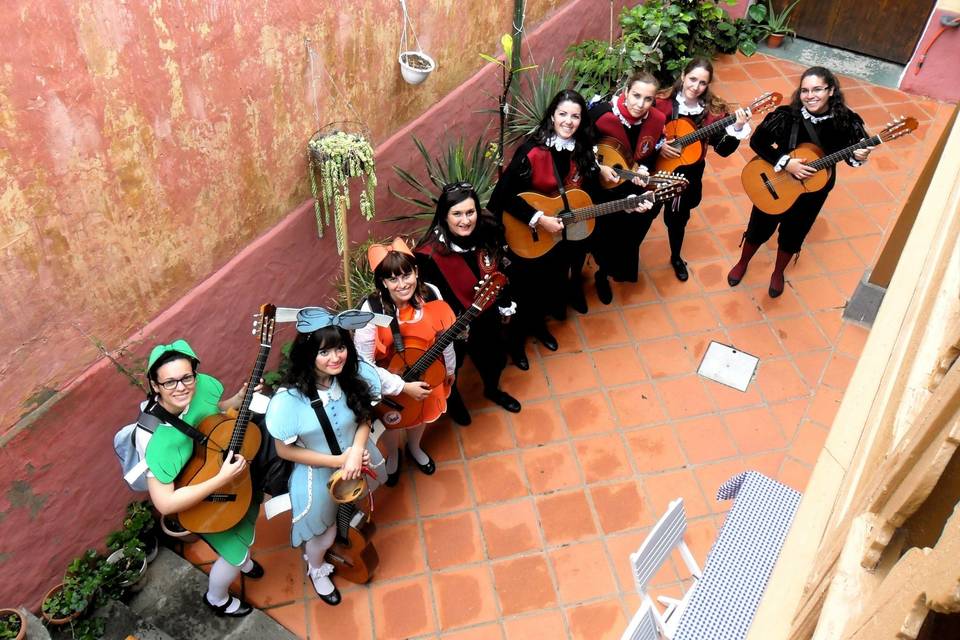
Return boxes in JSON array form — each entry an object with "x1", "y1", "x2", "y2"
[
  {"x1": 504, "y1": 62, "x2": 574, "y2": 145},
  {"x1": 388, "y1": 136, "x2": 498, "y2": 231}
]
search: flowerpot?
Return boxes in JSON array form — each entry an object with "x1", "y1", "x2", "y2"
[
  {"x1": 40, "y1": 583, "x2": 87, "y2": 626},
  {"x1": 141, "y1": 530, "x2": 159, "y2": 564},
  {"x1": 107, "y1": 549, "x2": 148, "y2": 588},
  {"x1": 766, "y1": 33, "x2": 786, "y2": 48},
  {"x1": 160, "y1": 515, "x2": 197, "y2": 542},
  {"x1": 0, "y1": 608, "x2": 26, "y2": 640},
  {"x1": 399, "y1": 51, "x2": 435, "y2": 85}
]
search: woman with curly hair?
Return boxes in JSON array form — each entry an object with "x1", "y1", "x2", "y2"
[
  {"x1": 265, "y1": 310, "x2": 386, "y2": 606},
  {"x1": 727, "y1": 66, "x2": 872, "y2": 297}
]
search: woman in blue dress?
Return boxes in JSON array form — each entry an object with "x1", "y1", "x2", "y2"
[{"x1": 265, "y1": 307, "x2": 385, "y2": 606}]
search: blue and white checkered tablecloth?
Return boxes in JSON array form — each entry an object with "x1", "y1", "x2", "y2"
[{"x1": 674, "y1": 471, "x2": 801, "y2": 640}]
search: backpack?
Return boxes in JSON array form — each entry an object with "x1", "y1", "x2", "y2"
[{"x1": 114, "y1": 405, "x2": 161, "y2": 492}]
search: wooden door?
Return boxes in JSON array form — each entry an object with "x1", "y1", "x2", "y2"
[{"x1": 779, "y1": 0, "x2": 935, "y2": 64}]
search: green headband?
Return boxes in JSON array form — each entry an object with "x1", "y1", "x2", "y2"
[{"x1": 147, "y1": 339, "x2": 200, "y2": 371}]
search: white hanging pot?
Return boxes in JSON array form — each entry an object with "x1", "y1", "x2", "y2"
[
  {"x1": 399, "y1": 51, "x2": 435, "y2": 85},
  {"x1": 398, "y1": 0, "x2": 434, "y2": 85}
]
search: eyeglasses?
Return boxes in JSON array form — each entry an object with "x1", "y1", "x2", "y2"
[
  {"x1": 383, "y1": 271, "x2": 418, "y2": 285},
  {"x1": 442, "y1": 181, "x2": 474, "y2": 193},
  {"x1": 156, "y1": 373, "x2": 197, "y2": 390},
  {"x1": 800, "y1": 86, "x2": 830, "y2": 95}
]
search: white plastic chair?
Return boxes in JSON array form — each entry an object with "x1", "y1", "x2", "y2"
[
  {"x1": 620, "y1": 598, "x2": 660, "y2": 640},
  {"x1": 628, "y1": 498, "x2": 703, "y2": 639}
]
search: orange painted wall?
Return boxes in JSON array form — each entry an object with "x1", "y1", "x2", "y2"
[
  {"x1": 0, "y1": 0, "x2": 630, "y2": 608},
  {"x1": 0, "y1": 0, "x2": 576, "y2": 434}
]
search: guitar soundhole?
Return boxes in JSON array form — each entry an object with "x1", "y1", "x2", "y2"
[{"x1": 206, "y1": 493, "x2": 237, "y2": 502}]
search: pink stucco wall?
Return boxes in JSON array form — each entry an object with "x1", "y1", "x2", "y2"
[
  {"x1": 899, "y1": 8, "x2": 960, "y2": 102},
  {"x1": 0, "y1": 0, "x2": 631, "y2": 609}
]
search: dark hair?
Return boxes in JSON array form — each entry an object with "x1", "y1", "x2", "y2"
[
  {"x1": 417, "y1": 184, "x2": 502, "y2": 257},
  {"x1": 281, "y1": 326, "x2": 375, "y2": 423},
  {"x1": 146, "y1": 351, "x2": 198, "y2": 398},
  {"x1": 789, "y1": 66, "x2": 855, "y2": 127},
  {"x1": 372, "y1": 250, "x2": 428, "y2": 318},
  {"x1": 531, "y1": 89, "x2": 598, "y2": 181},
  {"x1": 668, "y1": 58, "x2": 728, "y2": 116}
]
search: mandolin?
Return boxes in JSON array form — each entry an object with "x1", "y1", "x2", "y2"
[
  {"x1": 375, "y1": 273, "x2": 506, "y2": 429},
  {"x1": 502, "y1": 179, "x2": 688, "y2": 259},
  {"x1": 741, "y1": 116, "x2": 918, "y2": 215},
  {"x1": 655, "y1": 92, "x2": 783, "y2": 173},
  {"x1": 175, "y1": 304, "x2": 276, "y2": 534},
  {"x1": 326, "y1": 503, "x2": 378, "y2": 584}
]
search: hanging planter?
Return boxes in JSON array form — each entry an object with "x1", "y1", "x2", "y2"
[
  {"x1": 398, "y1": 0, "x2": 435, "y2": 85},
  {"x1": 307, "y1": 121, "x2": 377, "y2": 307}
]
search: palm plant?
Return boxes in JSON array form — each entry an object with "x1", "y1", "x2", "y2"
[
  {"x1": 388, "y1": 136, "x2": 498, "y2": 227},
  {"x1": 505, "y1": 62, "x2": 574, "y2": 145},
  {"x1": 763, "y1": 0, "x2": 801, "y2": 37}
]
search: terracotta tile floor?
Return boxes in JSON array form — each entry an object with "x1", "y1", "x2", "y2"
[{"x1": 184, "y1": 53, "x2": 953, "y2": 639}]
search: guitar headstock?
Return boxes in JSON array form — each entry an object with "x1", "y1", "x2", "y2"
[
  {"x1": 878, "y1": 116, "x2": 919, "y2": 143},
  {"x1": 748, "y1": 91, "x2": 783, "y2": 115},
  {"x1": 650, "y1": 179, "x2": 689, "y2": 203},
  {"x1": 648, "y1": 171, "x2": 690, "y2": 188},
  {"x1": 471, "y1": 273, "x2": 508, "y2": 312},
  {"x1": 252, "y1": 304, "x2": 277, "y2": 347}
]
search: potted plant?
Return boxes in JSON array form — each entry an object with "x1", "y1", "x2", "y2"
[
  {"x1": 307, "y1": 124, "x2": 377, "y2": 307},
  {"x1": 106, "y1": 501, "x2": 157, "y2": 563},
  {"x1": 397, "y1": 0, "x2": 435, "y2": 84},
  {"x1": 0, "y1": 609, "x2": 25, "y2": 640},
  {"x1": 41, "y1": 551, "x2": 103, "y2": 625},
  {"x1": 762, "y1": 0, "x2": 801, "y2": 48},
  {"x1": 105, "y1": 539, "x2": 147, "y2": 589}
]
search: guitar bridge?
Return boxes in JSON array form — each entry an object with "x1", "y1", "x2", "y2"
[
  {"x1": 759, "y1": 172, "x2": 779, "y2": 200},
  {"x1": 205, "y1": 493, "x2": 237, "y2": 502}
]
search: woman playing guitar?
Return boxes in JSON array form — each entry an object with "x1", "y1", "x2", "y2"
[
  {"x1": 590, "y1": 71, "x2": 662, "y2": 303},
  {"x1": 136, "y1": 340, "x2": 264, "y2": 617},
  {"x1": 654, "y1": 58, "x2": 752, "y2": 282},
  {"x1": 353, "y1": 239, "x2": 456, "y2": 485},
  {"x1": 488, "y1": 89, "x2": 618, "y2": 360},
  {"x1": 728, "y1": 66, "x2": 872, "y2": 297},
  {"x1": 265, "y1": 310, "x2": 386, "y2": 606},
  {"x1": 415, "y1": 181, "x2": 522, "y2": 421}
]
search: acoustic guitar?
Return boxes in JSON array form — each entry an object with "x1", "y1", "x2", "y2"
[
  {"x1": 594, "y1": 136, "x2": 693, "y2": 189},
  {"x1": 502, "y1": 179, "x2": 688, "y2": 260},
  {"x1": 326, "y1": 503, "x2": 378, "y2": 584},
  {"x1": 375, "y1": 273, "x2": 507, "y2": 429},
  {"x1": 175, "y1": 304, "x2": 276, "y2": 534},
  {"x1": 655, "y1": 91, "x2": 783, "y2": 173},
  {"x1": 741, "y1": 116, "x2": 918, "y2": 215}
]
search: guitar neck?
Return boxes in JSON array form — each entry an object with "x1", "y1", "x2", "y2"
[
  {"x1": 402, "y1": 306, "x2": 480, "y2": 381},
  {"x1": 673, "y1": 112, "x2": 735, "y2": 148},
  {"x1": 559, "y1": 192, "x2": 655, "y2": 224},
  {"x1": 227, "y1": 342, "x2": 272, "y2": 451},
  {"x1": 808, "y1": 134, "x2": 883, "y2": 172}
]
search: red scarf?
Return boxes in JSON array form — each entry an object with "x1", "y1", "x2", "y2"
[{"x1": 616, "y1": 93, "x2": 643, "y2": 126}]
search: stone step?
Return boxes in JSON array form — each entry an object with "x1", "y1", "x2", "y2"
[
  {"x1": 128, "y1": 548, "x2": 296, "y2": 640},
  {"x1": 18, "y1": 607, "x2": 51, "y2": 640},
  {"x1": 93, "y1": 600, "x2": 176, "y2": 640}
]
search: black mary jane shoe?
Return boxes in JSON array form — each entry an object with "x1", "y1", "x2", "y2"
[
  {"x1": 535, "y1": 329, "x2": 559, "y2": 352},
  {"x1": 203, "y1": 594, "x2": 254, "y2": 618},
  {"x1": 406, "y1": 446, "x2": 436, "y2": 475},
  {"x1": 671, "y1": 256, "x2": 689, "y2": 282},
  {"x1": 594, "y1": 272, "x2": 613, "y2": 305},
  {"x1": 242, "y1": 559, "x2": 264, "y2": 580},
  {"x1": 318, "y1": 587, "x2": 342, "y2": 606},
  {"x1": 484, "y1": 389, "x2": 522, "y2": 413},
  {"x1": 384, "y1": 450, "x2": 402, "y2": 487}
]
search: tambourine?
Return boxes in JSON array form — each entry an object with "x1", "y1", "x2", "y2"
[{"x1": 327, "y1": 466, "x2": 379, "y2": 504}]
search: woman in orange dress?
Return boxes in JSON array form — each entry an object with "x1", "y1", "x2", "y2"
[{"x1": 353, "y1": 238, "x2": 456, "y2": 485}]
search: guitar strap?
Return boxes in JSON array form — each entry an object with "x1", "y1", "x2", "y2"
[
  {"x1": 364, "y1": 293, "x2": 406, "y2": 354},
  {"x1": 308, "y1": 387, "x2": 343, "y2": 456},
  {"x1": 144, "y1": 399, "x2": 211, "y2": 447},
  {"x1": 308, "y1": 387, "x2": 359, "y2": 544},
  {"x1": 801, "y1": 115, "x2": 824, "y2": 150},
  {"x1": 550, "y1": 154, "x2": 571, "y2": 241}
]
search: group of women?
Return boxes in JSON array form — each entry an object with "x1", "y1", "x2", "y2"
[{"x1": 134, "y1": 62, "x2": 872, "y2": 614}]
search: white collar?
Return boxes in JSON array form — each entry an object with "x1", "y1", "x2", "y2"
[
  {"x1": 449, "y1": 240, "x2": 471, "y2": 253},
  {"x1": 675, "y1": 93, "x2": 704, "y2": 116},
  {"x1": 545, "y1": 135, "x2": 576, "y2": 152},
  {"x1": 315, "y1": 378, "x2": 342, "y2": 405},
  {"x1": 801, "y1": 107, "x2": 832, "y2": 123},
  {"x1": 611, "y1": 97, "x2": 647, "y2": 128}
]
